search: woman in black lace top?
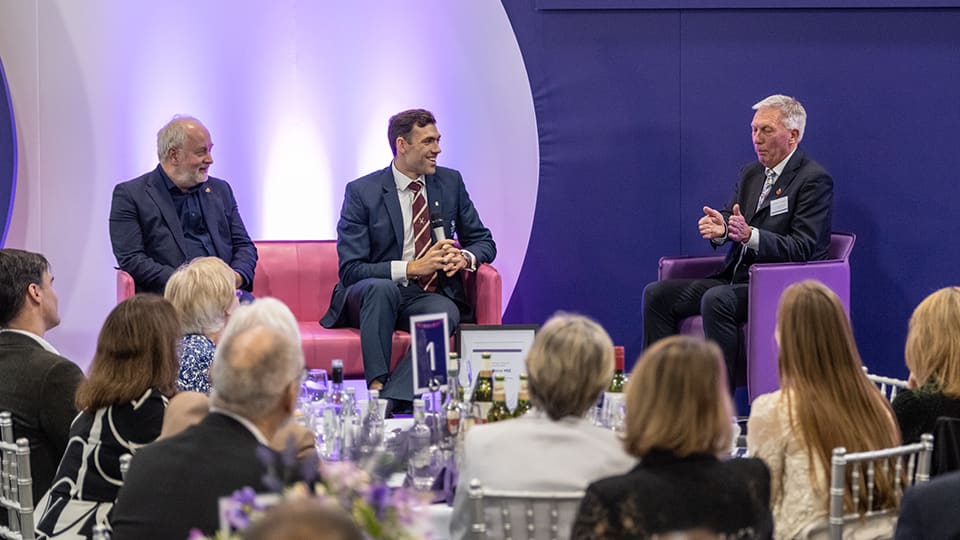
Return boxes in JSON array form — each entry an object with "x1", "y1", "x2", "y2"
[
  {"x1": 892, "y1": 286, "x2": 960, "y2": 444},
  {"x1": 571, "y1": 336, "x2": 772, "y2": 540}
]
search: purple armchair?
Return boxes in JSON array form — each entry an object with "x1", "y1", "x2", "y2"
[{"x1": 657, "y1": 232, "x2": 856, "y2": 402}]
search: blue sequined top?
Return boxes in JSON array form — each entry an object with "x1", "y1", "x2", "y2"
[{"x1": 177, "y1": 334, "x2": 215, "y2": 394}]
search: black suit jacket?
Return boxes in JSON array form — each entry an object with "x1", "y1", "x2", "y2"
[
  {"x1": 715, "y1": 149, "x2": 834, "y2": 283},
  {"x1": 572, "y1": 452, "x2": 773, "y2": 539},
  {"x1": 895, "y1": 470, "x2": 960, "y2": 540},
  {"x1": 320, "y1": 165, "x2": 496, "y2": 327},
  {"x1": 110, "y1": 412, "x2": 273, "y2": 540},
  {"x1": 0, "y1": 331, "x2": 83, "y2": 513},
  {"x1": 109, "y1": 165, "x2": 258, "y2": 294}
]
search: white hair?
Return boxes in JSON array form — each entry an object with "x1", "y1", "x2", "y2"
[
  {"x1": 156, "y1": 115, "x2": 204, "y2": 161},
  {"x1": 753, "y1": 94, "x2": 807, "y2": 142},
  {"x1": 209, "y1": 297, "x2": 304, "y2": 420}
]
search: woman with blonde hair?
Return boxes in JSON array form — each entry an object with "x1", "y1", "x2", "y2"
[
  {"x1": 747, "y1": 280, "x2": 900, "y2": 539},
  {"x1": 164, "y1": 256, "x2": 239, "y2": 393},
  {"x1": 572, "y1": 335, "x2": 771, "y2": 539},
  {"x1": 449, "y1": 312, "x2": 636, "y2": 540},
  {"x1": 36, "y1": 294, "x2": 180, "y2": 538},
  {"x1": 892, "y1": 286, "x2": 960, "y2": 444}
]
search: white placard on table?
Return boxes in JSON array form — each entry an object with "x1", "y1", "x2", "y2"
[{"x1": 458, "y1": 324, "x2": 538, "y2": 410}]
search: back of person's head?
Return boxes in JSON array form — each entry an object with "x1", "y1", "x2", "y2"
[
  {"x1": 209, "y1": 298, "x2": 304, "y2": 421},
  {"x1": 164, "y1": 256, "x2": 237, "y2": 336},
  {"x1": 776, "y1": 280, "x2": 900, "y2": 511},
  {"x1": 525, "y1": 312, "x2": 614, "y2": 420},
  {"x1": 76, "y1": 294, "x2": 181, "y2": 411},
  {"x1": 0, "y1": 248, "x2": 50, "y2": 327},
  {"x1": 241, "y1": 499, "x2": 364, "y2": 540},
  {"x1": 623, "y1": 336, "x2": 732, "y2": 458},
  {"x1": 387, "y1": 108, "x2": 436, "y2": 156},
  {"x1": 905, "y1": 286, "x2": 960, "y2": 397}
]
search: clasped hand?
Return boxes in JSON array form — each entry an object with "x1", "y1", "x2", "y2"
[{"x1": 407, "y1": 239, "x2": 466, "y2": 279}]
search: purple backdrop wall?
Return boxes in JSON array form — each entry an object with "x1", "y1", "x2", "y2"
[{"x1": 500, "y1": 1, "x2": 960, "y2": 378}]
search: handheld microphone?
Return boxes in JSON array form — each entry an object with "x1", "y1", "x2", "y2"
[{"x1": 430, "y1": 213, "x2": 446, "y2": 242}]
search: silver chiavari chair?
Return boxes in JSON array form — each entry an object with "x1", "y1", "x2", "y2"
[
  {"x1": 0, "y1": 411, "x2": 34, "y2": 540},
  {"x1": 818, "y1": 433, "x2": 934, "y2": 540},
  {"x1": 468, "y1": 478, "x2": 584, "y2": 540},
  {"x1": 862, "y1": 366, "x2": 909, "y2": 403}
]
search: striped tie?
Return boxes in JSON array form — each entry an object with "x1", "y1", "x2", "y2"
[
  {"x1": 408, "y1": 181, "x2": 437, "y2": 292},
  {"x1": 756, "y1": 168, "x2": 777, "y2": 211}
]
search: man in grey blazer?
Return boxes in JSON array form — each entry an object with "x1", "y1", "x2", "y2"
[
  {"x1": 643, "y1": 94, "x2": 834, "y2": 388},
  {"x1": 0, "y1": 249, "x2": 84, "y2": 520}
]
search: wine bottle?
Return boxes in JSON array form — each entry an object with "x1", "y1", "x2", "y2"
[
  {"x1": 486, "y1": 373, "x2": 512, "y2": 423},
  {"x1": 472, "y1": 352, "x2": 494, "y2": 420},
  {"x1": 513, "y1": 373, "x2": 532, "y2": 418}
]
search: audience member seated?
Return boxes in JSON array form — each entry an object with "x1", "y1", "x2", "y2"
[
  {"x1": 110, "y1": 298, "x2": 305, "y2": 540},
  {"x1": 164, "y1": 256, "x2": 240, "y2": 393},
  {"x1": 0, "y1": 248, "x2": 84, "y2": 527},
  {"x1": 449, "y1": 313, "x2": 636, "y2": 540},
  {"x1": 894, "y1": 469, "x2": 960, "y2": 539},
  {"x1": 159, "y1": 390, "x2": 315, "y2": 460},
  {"x1": 748, "y1": 280, "x2": 900, "y2": 539},
  {"x1": 240, "y1": 499, "x2": 365, "y2": 540},
  {"x1": 891, "y1": 286, "x2": 960, "y2": 444},
  {"x1": 35, "y1": 295, "x2": 180, "y2": 538},
  {"x1": 572, "y1": 336, "x2": 772, "y2": 539}
]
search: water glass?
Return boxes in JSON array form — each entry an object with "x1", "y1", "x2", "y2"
[{"x1": 302, "y1": 368, "x2": 329, "y2": 402}]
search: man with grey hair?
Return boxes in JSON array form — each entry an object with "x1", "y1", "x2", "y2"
[
  {"x1": 109, "y1": 115, "x2": 257, "y2": 296},
  {"x1": 110, "y1": 298, "x2": 304, "y2": 540},
  {"x1": 643, "y1": 94, "x2": 833, "y2": 391}
]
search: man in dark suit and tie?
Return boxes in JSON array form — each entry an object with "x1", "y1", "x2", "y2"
[
  {"x1": 110, "y1": 298, "x2": 304, "y2": 540},
  {"x1": 109, "y1": 116, "x2": 257, "y2": 296},
  {"x1": 0, "y1": 249, "x2": 84, "y2": 525},
  {"x1": 320, "y1": 109, "x2": 496, "y2": 407},
  {"x1": 643, "y1": 95, "x2": 833, "y2": 388}
]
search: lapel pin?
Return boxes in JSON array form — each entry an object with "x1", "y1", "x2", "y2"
[
  {"x1": 205, "y1": 187, "x2": 211, "y2": 193},
  {"x1": 434, "y1": 201, "x2": 439, "y2": 206},
  {"x1": 775, "y1": 188, "x2": 781, "y2": 195}
]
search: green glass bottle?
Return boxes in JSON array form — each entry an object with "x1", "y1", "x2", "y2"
[
  {"x1": 513, "y1": 373, "x2": 532, "y2": 418},
  {"x1": 486, "y1": 373, "x2": 512, "y2": 423},
  {"x1": 472, "y1": 352, "x2": 494, "y2": 420},
  {"x1": 608, "y1": 346, "x2": 626, "y2": 393}
]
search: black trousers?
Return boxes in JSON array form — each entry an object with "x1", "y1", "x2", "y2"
[{"x1": 642, "y1": 278, "x2": 749, "y2": 391}]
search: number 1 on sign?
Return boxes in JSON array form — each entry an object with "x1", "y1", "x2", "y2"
[{"x1": 426, "y1": 341, "x2": 436, "y2": 371}]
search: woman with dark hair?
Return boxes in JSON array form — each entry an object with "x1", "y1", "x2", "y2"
[
  {"x1": 36, "y1": 294, "x2": 180, "y2": 539},
  {"x1": 572, "y1": 335, "x2": 772, "y2": 539},
  {"x1": 748, "y1": 280, "x2": 900, "y2": 538}
]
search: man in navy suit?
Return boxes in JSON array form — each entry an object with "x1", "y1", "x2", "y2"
[
  {"x1": 321, "y1": 109, "x2": 496, "y2": 406},
  {"x1": 109, "y1": 116, "x2": 257, "y2": 295},
  {"x1": 643, "y1": 95, "x2": 833, "y2": 389}
]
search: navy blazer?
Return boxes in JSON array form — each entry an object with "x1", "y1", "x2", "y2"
[
  {"x1": 109, "y1": 165, "x2": 258, "y2": 294},
  {"x1": 321, "y1": 165, "x2": 496, "y2": 327},
  {"x1": 715, "y1": 149, "x2": 834, "y2": 283},
  {"x1": 894, "y1": 471, "x2": 960, "y2": 540},
  {"x1": 110, "y1": 413, "x2": 273, "y2": 540}
]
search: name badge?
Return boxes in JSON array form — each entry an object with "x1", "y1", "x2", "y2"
[{"x1": 770, "y1": 196, "x2": 789, "y2": 216}]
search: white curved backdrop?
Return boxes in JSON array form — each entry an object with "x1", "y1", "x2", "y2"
[{"x1": 0, "y1": 1, "x2": 538, "y2": 367}]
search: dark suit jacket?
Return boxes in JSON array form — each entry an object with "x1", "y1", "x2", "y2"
[
  {"x1": 572, "y1": 452, "x2": 773, "y2": 539},
  {"x1": 320, "y1": 165, "x2": 496, "y2": 326},
  {"x1": 109, "y1": 165, "x2": 258, "y2": 295},
  {"x1": 0, "y1": 331, "x2": 83, "y2": 513},
  {"x1": 110, "y1": 412, "x2": 273, "y2": 540},
  {"x1": 895, "y1": 471, "x2": 960, "y2": 540},
  {"x1": 715, "y1": 149, "x2": 833, "y2": 283}
]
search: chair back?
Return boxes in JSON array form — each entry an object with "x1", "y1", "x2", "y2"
[
  {"x1": 861, "y1": 367, "x2": 909, "y2": 403},
  {"x1": 467, "y1": 478, "x2": 584, "y2": 540},
  {"x1": 933, "y1": 416, "x2": 960, "y2": 476},
  {"x1": 826, "y1": 433, "x2": 933, "y2": 540},
  {"x1": 828, "y1": 232, "x2": 856, "y2": 261},
  {"x1": 0, "y1": 411, "x2": 34, "y2": 540}
]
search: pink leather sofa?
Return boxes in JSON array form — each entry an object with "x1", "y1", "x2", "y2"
[{"x1": 116, "y1": 240, "x2": 503, "y2": 377}]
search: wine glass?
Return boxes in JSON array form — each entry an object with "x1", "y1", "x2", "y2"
[{"x1": 303, "y1": 368, "x2": 329, "y2": 402}]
